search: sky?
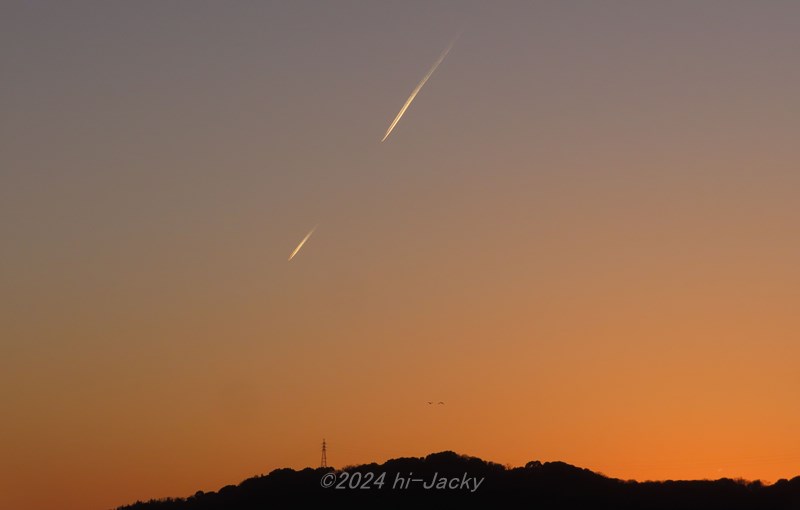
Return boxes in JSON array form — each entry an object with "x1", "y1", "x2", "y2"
[{"x1": 2, "y1": 1, "x2": 800, "y2": 509}]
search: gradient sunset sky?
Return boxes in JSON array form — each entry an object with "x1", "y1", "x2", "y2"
[{"x1": 3, "y1": 2, "x2": 800, "y2": 509}]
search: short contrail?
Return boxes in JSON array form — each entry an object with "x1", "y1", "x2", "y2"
[
  {"x1": 381, "y1": 35, "x2": 460, "y2": 142},
  {"x1": 288, "y1": 225, "x2": 317, "y2": 261}
]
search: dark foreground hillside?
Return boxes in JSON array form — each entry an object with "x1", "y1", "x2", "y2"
[{"x1": 118, "y1": 451, "x2": 800, "y2": 509}]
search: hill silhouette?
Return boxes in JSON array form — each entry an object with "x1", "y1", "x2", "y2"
[{"x1": 117, "y1": 451, "x2": 800, "y2": 509}]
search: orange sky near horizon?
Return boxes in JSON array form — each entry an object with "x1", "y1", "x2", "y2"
[{"x1": 2, "y1": 2, "x2": 800, "y2": 509}]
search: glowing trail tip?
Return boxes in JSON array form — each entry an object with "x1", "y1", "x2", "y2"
[
  {"x1": 288, "y1": 225, "x2": 317, "y2": 261},
  {"x1": 381, "y1": 35, "x2": 458, "y2": 142}
]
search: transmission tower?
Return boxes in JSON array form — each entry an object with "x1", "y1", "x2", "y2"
[{"x1": 320, "y1": 438, "x2": 327, "y2": 468}]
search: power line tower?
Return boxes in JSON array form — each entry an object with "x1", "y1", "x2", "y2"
[{"x1": 320, "y1": 438, "x2": 328, "y2": 468}]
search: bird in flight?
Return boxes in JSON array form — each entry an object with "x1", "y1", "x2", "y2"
[{"x1": 437, "y1": 402, "x2": 445, "y2": 405}]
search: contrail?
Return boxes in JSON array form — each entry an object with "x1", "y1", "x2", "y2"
[
  {"x1": 288, "y1": 225, "x2": 317, "y2": 261},
  {"x1": 381, "y1": 34, "x2": 460, "y2": 142}
]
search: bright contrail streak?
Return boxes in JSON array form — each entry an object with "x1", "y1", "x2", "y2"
[
  {"x1": 288, "y1": 225, "x2": 317, "y2": 261},
  {"x1": 381, "y1": 35, "x2": 459, "y2": 142}
]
